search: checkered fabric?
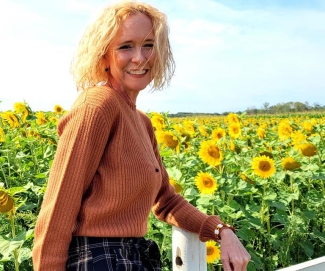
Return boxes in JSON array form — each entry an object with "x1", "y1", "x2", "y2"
[{"x1": 66, "y1": 236, "x2": 162, "y2": 271}]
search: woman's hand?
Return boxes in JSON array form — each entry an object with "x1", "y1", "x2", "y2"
[{"x1": 219, "y1": 229, "x2": 251, "y2": 271}]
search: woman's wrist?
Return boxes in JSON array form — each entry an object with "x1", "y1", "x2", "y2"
[{"x1": 214, "y1": 222, "x2": 236, "y2": 241}]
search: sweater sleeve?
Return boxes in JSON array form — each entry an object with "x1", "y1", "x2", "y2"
[
  {"x1": 32, "y1": 101, "x2": 115, "y2": 271},
  {"x1": 141, "y1": 114, "x2": 224, "y2": 242}
]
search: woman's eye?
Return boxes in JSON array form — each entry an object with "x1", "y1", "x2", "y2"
[
  {"x1": 144, "y1": 43, "x2": 154, "y2": 48},
  {"x1": 118, "y1": 45, "x2": 132, "y2": 50}
]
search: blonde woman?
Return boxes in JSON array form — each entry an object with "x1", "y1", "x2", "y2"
[{"x1": 32, "y1": 1, "x2": 250, "y2": 270}]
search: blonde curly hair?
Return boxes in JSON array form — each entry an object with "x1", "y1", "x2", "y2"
[{"x1": 70, "y1": 1, "x2": 175, "y2": 92}]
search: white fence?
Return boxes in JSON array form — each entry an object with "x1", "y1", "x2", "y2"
[{"x1": 172, "y1": 226, "x2": 325, "y2": 271}]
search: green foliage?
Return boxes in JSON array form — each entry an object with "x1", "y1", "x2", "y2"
[{"x1": 1, "y1": 104, "x2": 325, "y2": 270}]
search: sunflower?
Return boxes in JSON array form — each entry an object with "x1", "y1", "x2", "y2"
[
  {"x1": 299, "y1": 143, "x2": 317, "y2": 157},
  {"x1": 182, "y1": 120, "x2": 195, "y2": 135},
  {"x1": 195, "y1": 171, "x2": 218, "y2": 194},
  {"x1": 228, "y1": 123, "x2": 241, "y2": 139},
  {"x1": 303, "y1": 121, "x2": 313, "y2": 133},
  {"x1": 0, "y1": 191, "x2": 14, "y2": 213},
  {"x1": 291, "y1": 131, "x2": 307, "y2": 148},
  {"x1": 169, "y1": 178, "x2": 182, "y2": 194},
  {"x1": 35, "y1": 112, "x2": 47, "y2": 125},
  {"x1": 211, "y1": 127, "x2": 225, "y2": 141},
  {"x1": 1, "y1": 112, "x2": 20, "y2": 128},
  {"x1": 226, "y1": 113, "x2": 240, "y2": 124},
  {"x1": 0, "y1": 127, "x2": 4, "y2": 142},
  {"x1": 198, "y1": 140, "x2": 223, "y2": 166},
  {"x1": 198, "y1": 125, "x2": 209, "y2": 137},
  {"x1": 278, "y1": 121, "x2": 292, "y2": 140},
  {"x1": 257, "y1": 127, "x2": 266, "y2": 139},
  {"x1": 281, "y1": 157, "x2": 301, "y2": 170},
  {"x1": 251, "y1": 155, "x2": 276, "y2": 179},
  {"x1": 156, "y1": 131, "x2": 180, "y2": 152},
  {"x1": 151, "y1": 114, "x2": 165, "y2": 131},
  {"x1": 54, "y1": 104, "x2": 64, "y2": 114},
  {"x1": 49, "y1": 116, "x2": 59, "y2": 125},
  {"x1": 13, "y1": 102, "x2": 26, "y2": 113},
  {"x1": 206, "y1": 241, "x2": 220, "y2": 263}
]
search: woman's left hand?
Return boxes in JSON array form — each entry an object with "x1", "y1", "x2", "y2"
[{"x1": 219, "y1": 228, "x2": 251, "y2": 271}]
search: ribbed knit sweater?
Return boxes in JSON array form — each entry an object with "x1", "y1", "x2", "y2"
[{"x1": 32, "y1": 86, "x2": 223, "y2": 270}]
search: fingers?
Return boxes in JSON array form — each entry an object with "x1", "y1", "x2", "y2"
[{"x1": 220, "y1": 233, "x2": 251, "y2": 271}]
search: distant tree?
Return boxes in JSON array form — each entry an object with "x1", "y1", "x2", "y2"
[{"x1": 294, "y1": 102, "x2": 308, "y2": 112}]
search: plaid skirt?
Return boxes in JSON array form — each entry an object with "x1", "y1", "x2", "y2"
[{"x1": 66, "y1": 236, "x2": 162, "y2": 271}]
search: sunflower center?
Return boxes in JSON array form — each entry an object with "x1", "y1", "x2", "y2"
[
  {"x1": 203, "y1": 178, "x2": 213, "y2": 188},
  {"x1": 207, "y1": 247, "x2": 214, "y2": 255},
  {"x1": 259, "y1": 161, "x2": 271, "y2": 171},
  {"x1": 208, "y1": 146, "x2": 220, "y2": 159}
]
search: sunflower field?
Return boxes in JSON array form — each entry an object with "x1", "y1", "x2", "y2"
[{"x1": 0, "y1": 102, "x2": 325, "y2": 271}]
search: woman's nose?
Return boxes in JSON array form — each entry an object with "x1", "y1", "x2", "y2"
[{"x1": 131, "y1": 48, "x2": 146, "y2": 64}]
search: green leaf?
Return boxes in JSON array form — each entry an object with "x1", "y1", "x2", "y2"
[
  {"x1": 247, "y1": 217, "x2": 262, "y2": 229},
  {"x1": 196, "y1": 195, "x2": 212, "y2": 206},
  {"x1": 267, "y1": 200, "x2": 287, "y2": 211},
  {"x1": 0, "y1": 235, "x2": 24, "y2": 258},
  {"x1": 300, "y1": 240, "x2": 314, "y2": 258},
  {"x1": 263, "y1": 192, "x2": 277, "y2": 201},
  {"x1": 312, "y1": 231, "x2": 325, "y2": 243},
  {"x1": 228, "y1": 200, "x2": 241, "y2": 210},
  {"x1": 166, "y1": 167, "x2": 182, "y2": 180},
  {"x1": 18, "y1": 247, "x2": 32, "y2": 264},
  {"x1": 236, "y1": 227, "x2": 256, "y2": 241}
]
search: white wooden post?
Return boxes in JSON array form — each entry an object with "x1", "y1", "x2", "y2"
[{"x1": 172, "y1": 226, "x2": 207, "y2": 271}]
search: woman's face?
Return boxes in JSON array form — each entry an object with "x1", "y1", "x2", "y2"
[{"x1": 106, "y1": 13, "x2": 156, "y2": 99}]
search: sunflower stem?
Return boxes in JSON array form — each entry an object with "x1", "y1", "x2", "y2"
[{"x1": 10, "y1": 212, "x2": 19, "y2": 271}]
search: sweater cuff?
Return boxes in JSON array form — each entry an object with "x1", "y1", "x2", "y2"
[{"x1": 199, "y1": 215, "x2": 223, "y2": 242}]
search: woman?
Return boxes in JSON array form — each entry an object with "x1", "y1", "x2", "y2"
[{"x1": 32, "y1": 1, "x2": 250, "y2": 270}]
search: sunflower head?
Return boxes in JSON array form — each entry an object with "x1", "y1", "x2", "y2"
[
  {"x1": 1, "y1": 112, "x2": 20, "y2": 128},
  {"x1": 0, "y1": 191, "x2": 15, "y2": 213},
  {"x1": 228, "y1": 123, "x2": 241, "y2": 139},
  {"x1": 0, "y1": 127, "x2": 5, "y2": 142},
  {"x1": 211, "y1": 127, "x2": 225, "y2": 141},
  {"x1": 251, "y1": 155, "x2": 276, "y2": 179},
  {"x1": 195, "y1": 171, "x2": 218, "y2": 194},
  {"x1": 206, "y1": 241, "x2": 220, "y2": 263},
  {"x1": 151, "y1": 114, "x2": 165, "y2": 131},
  {"x1": 54, "y1": 105, "x2": 64, "y2": 114},
  {"x1": 291, "y1": 131, "x2": 307, "y2": 148},
  {"x1": 299, "y1": 143, "x2": 317, "y2": 157},
  {"x1": 156, "y1": 131, "x2": 180, "y2": 151},
  {"x1": 303, "y1": 121, "x2": 313, "y2": 133},
  {"x1": 35, "y1": 112, "x2": 47, "y2": 125},
  {"x1": 198, "y1": 140, "x2": 223, "y2": 166},
  {"x1": 198, "y1": 125, "x2": 209, "y2": 137},
  {"x1": 257, "y1": 127, "x2": 266, "y2": 139},
  {"x1": 281, "y1": 157, "x2": 301, "y2": 170},
  {"x1": 278, "y1": 121, "x2": 293, "y2": 140},
  {"x1": 226, "y1": 113, "x2": 240, "y2": 124}
]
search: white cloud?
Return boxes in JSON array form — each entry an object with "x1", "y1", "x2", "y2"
[{"x1": 1, "y1": 0, "x2": 325, "y2": 113}]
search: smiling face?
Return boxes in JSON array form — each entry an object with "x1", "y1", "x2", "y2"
[{"x1": 105, "y1": 13, "x2": 156, "y2": 101}]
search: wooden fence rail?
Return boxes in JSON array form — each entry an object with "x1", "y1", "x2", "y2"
[{"x1": 172, "y1": 226, "x2": 325, "y2": 271}]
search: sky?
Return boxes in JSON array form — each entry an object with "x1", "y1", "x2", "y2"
[{"x1": 0, "y1": 0, "x2": 325, "y2": 114}]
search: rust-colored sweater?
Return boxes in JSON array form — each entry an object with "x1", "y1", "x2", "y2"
[{"x1": 32, "y1": 86, "x2": 222, "y2": 270}]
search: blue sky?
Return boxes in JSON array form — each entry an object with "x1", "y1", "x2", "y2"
[{"x1": 1, "y1": 0, "x2": 324, "y2": 114}]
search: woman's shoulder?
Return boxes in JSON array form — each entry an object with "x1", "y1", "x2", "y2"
[
  {"x1": 73, "y1": 86, "x2": 118, "y2": 110},
  {"x1": 58, "y1": 86, "x2": 120, "y2": 127}
]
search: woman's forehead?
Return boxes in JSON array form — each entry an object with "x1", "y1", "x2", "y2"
[{"x1": 114, "y1": 14, "x2": 154, "y2": 42}]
